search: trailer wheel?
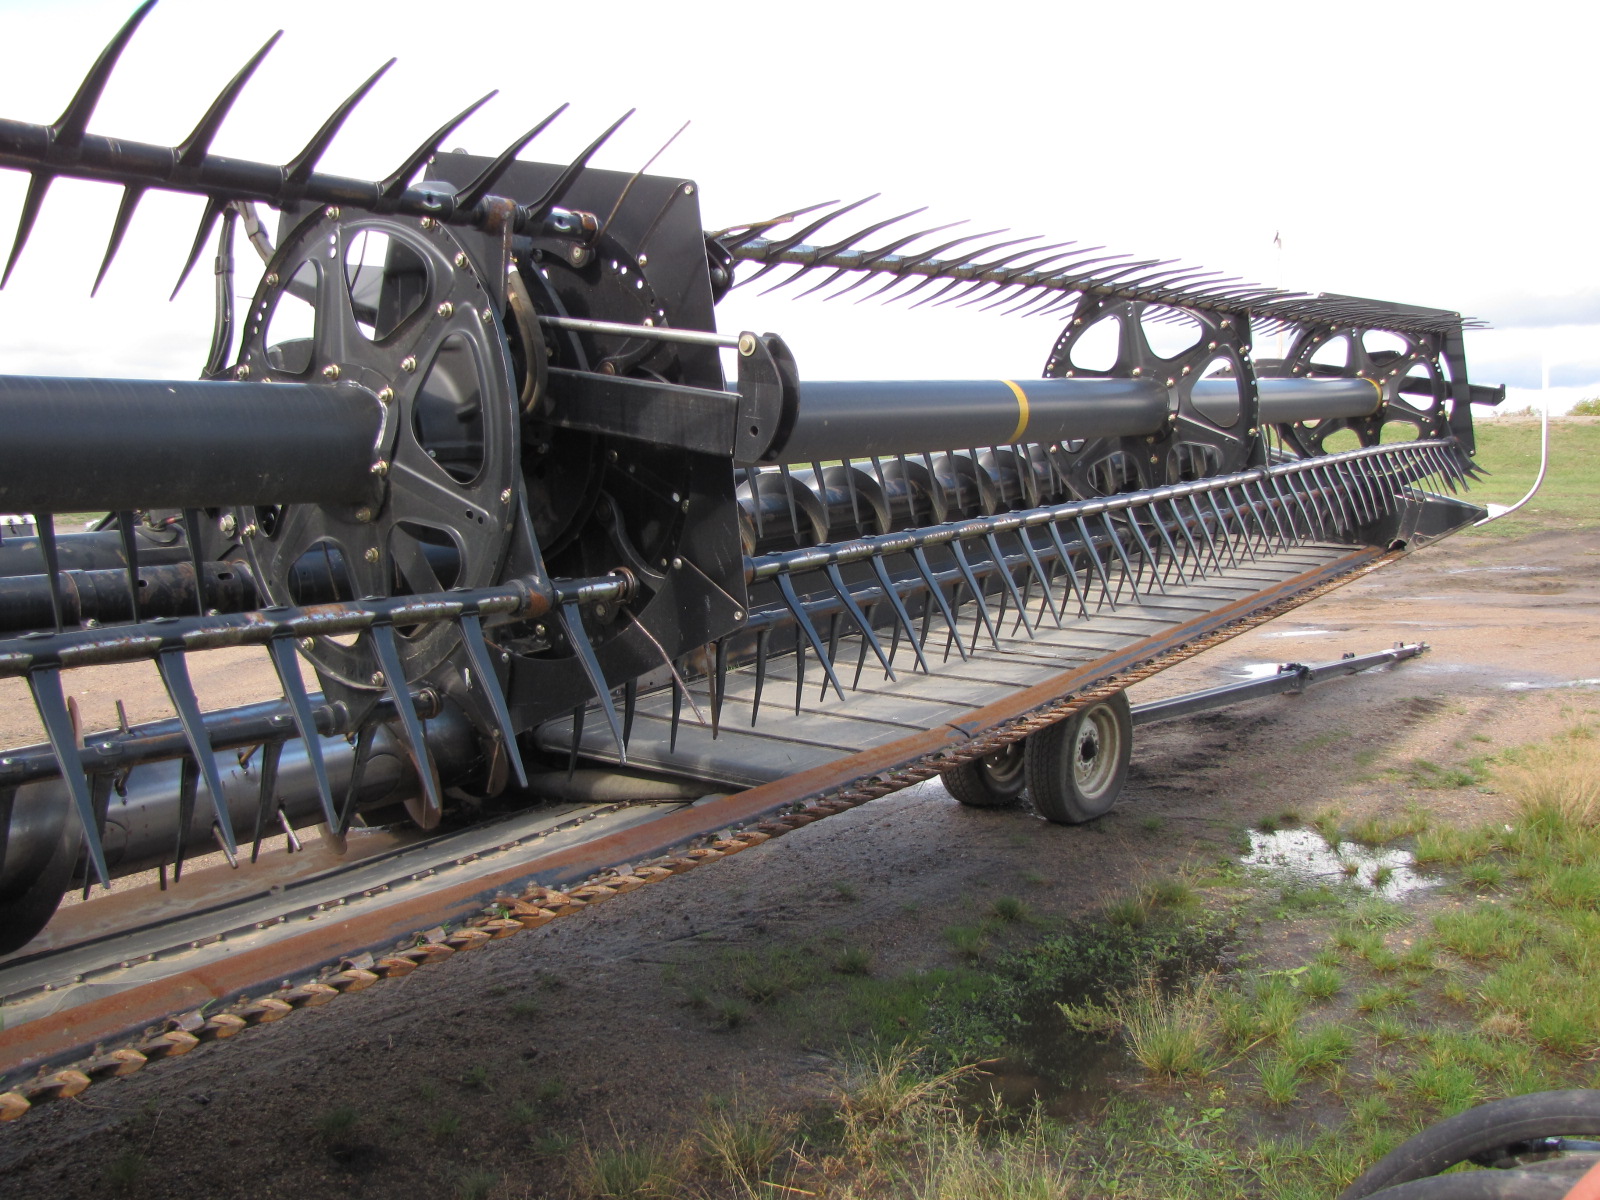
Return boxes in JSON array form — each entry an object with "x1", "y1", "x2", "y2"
[
  {"x1": 941, "y1": 742, "x2": 1028, "y2": 808},
  {"x1": 1025, "y1": 691, "x2": 1132, "y2": 824}
]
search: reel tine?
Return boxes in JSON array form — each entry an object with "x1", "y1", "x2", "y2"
[
  {"x1": 173, "y1": 758, "x2": 197, "y2": 880},
  {"x1": 169, "y1": 197, "x2": 226, "y2": 300},
  {"x1": 458, "y1": 612, "x2": 527, "y2": 789},
  {"x1": 851, "y1": 227, "x2": 1006, "y2": 304},
  {"x1": 1100, "y1": 515, "x2": 1141, "y2": 602},
  {"x1": 249, "y1": 739, "x2": 282, "y2": 864},
  {"x1": 983, "y1": 532, "x2": 1033, "y2": 637},
  {"x1": 338, "y1": 724, "x2": 377, "y2": 835},
  {"x1": 766, "y1": 206, "x2": 928, "y2": 297},
  {"x1": 370, "y1": 622, "x2": 445, "y2": 823},
  {"x1": 1, "y1": 173, "x2": 55, "y2": 290},
  {"x1": 176, "y1": 31, "x2": 283, "y2": 168},
  {"x1": 810, "y1": 218, "x2": 966, "y2": 301},
  {"x1": 569, "y1": 704, "x2": 586, "y2": 778},
  {"x1": 711, "y1": 200, "x2": 836, "y2": 252},
  {"x1": 908, "y1": 547, "x2": 958, "y2": 663},
  {"x1": 267, "y1": 637, "x2": 337, "y2": 829},
  {"x1": 711, "y1": 637, "x2": 728, "y2": 738},
  {"x1": 868, "y1": 552, "x2": 929, "y2": 673},
  {"x1": 1017, "y1": 527, "x2": 1059, "y2": 625},
  {"x1": 622, "y1": 676, "x2": 637, "y2": 750},
  {"x1": 154, "y1": 648, "x2": 238, "y2": 865},
  {"x1": 454, "y1": 103, "x2": 569, "y2": 210},
  {"x1": 776, "y1": 573, "x2": 846, "y2": 702},
  {"x1": 778, "y1": 463, "x2": 803, "y2": 541},
  {"x1": 751, "y1": 626, "x2": 769, "y2": 726},
  {"x1": 27, "y1": 666, "x2": 111, "y2": 888},
  {"x1": 182, "y1": 508, "x2": 206, "y2": 616},
  {"x1": 853, "y1": 602, "x2": 875, "y2": 688},
  {"x1": 525, "y1": 108, "x2": 636, "y2": 223},
  {"x1": 826, "y1": 562, "x2": 895, "y2": 680},
  {"x1": 91, "y1": 186, "x2": 145, "y2": 296},
  {"x1": 1074, "y1": 516, "x2": 1115, "y2": 610},
  {"x1": 1207, "y1": 492, "x2": 1239, "y2": 566},
  {"x1": 379, "y1": 90, "x2": 500, "y2": 203},
  {"x1": 821, "y1": 613, "x2": 841, "y2": 701},
  {"x1": 34, "y1": 513, "x2": 63, "y2": 632},
  {"x1": 1125, "y1": 509, "x2": 1169, "y2": 591},
  {"x1": 594, "y1": 119, "x2": 690, "y2": 248},
  {"x1": 1186, "y1": 496, "x2": 1222, "y2": 573},
  {"x1": 557, "y1": 600, "x2": 627, "y2": 762},
  {"x1": 285, "y1": 58, "x2": 397, "y2": 184},
  {"x1": 1042, "y1": 521, "x2": 1089, "y2": 619},
  {"x1": 949, "y1": 540, "x2": 1001, "y2": 650},
  {"x1": 116, "y1": 510, "x2": 141, "y2": 621},
  {"x1": 736, "y1": 195, "x2": 879, "y2": 288}
]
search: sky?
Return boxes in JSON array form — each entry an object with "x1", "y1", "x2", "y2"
[{"x1": 0, "y1": 0, "x2": 1594, "y2": 415}]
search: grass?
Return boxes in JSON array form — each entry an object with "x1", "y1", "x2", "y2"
[
  {"x1": 1458, "y1": 416, "x2": 1600, "y2": 538},
  {"x1": 991, "y1": 895, "x2": 1028, "y2": 922},
  {"x1": 696, "y1": 1110, "x2": 791, "y2": 1183},
  {"x1": 314, "y1": 1104, "x2": 360, "y2": 1144},
  {"x1": 834, "y1": 945, "x2": 874, "y2": 976},
  {"x1": 575, "y1": 1139, "x2": 686, "y2": 1200}
]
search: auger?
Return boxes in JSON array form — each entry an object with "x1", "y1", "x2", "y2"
[{"x1": 0, "y1": 2, "x2": 1502, "y2": 956}]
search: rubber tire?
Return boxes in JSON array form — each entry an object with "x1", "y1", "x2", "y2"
[
  {"x1": 1340, "y1": 1090, "x2": 1600, "y2": 1199},
  {"x1": 1024, "y1": 691, "x2": 1132, "y2": 825},
  {"x1": 942, "y1": 741, "x2": 1028, "y2": 808}
]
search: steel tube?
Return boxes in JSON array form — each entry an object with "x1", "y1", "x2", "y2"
[
  {"x1": 0, "y1": 376, "x2": 381, "y2": 513},
  {"x1": 774, "y1": 376, "x2": 1383, "y2": 464}
]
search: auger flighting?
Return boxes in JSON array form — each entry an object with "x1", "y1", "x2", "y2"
[{"x1": 0, "y1": 1, "x2": 1501, "y2": 958}]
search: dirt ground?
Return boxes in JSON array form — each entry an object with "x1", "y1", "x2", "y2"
[{"x1": 1, "y1": 523, "x2": 1597, "y2": 1198}]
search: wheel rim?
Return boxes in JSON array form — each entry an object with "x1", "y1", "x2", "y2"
[
  {"x1": 979, "y1": 742, "x2": 1026, "y2": 791},
  {"x1": 1073, "y1": 705, "x2": 1123, "y2": 801}
]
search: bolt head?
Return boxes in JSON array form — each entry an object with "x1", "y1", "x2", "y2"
[
  {"x1": 400, "y1": 356, "x2": 417, "y2": 373},
  {"x1": 671, "y1": 556, "x2": 683, "y2": 569},
  {"x1": 454, "y1": 252, "x2": 468, "y2": 268},
  {"x1": 683, "y1": 183, "x2": 695, "y2": 195},
  {"x1": 355, "y1": 507, "x2": 374, "y2": 523},
  {"x1": 300, "y1": 637, "x2": 315, "y2": 650},
  {"x1": 637, "y1": 253, "x2": 648, "y2": 266},
  {"x1": 419, "y1": 217, "x2": 436, "y2": 230},
  {"x1": 568, "y1": 245, "x2": 586, "y2": 265},
  {"x1": 219, "y1": 514, "x2": 238, "y2": 536},
  {"x1": 325, "y1": 206, "x2": 341, "y2": 219},
  {"x1": 322, "y1": 363, "x2": 341, "y2": 381},
  {"x1": 370, "y1": 671, "x2": 385, "y2": 686},
  {"x1": 378, "y1": 386, "x2": 395, "y2": 403},
  {"x1": 738, "y1": 332, "x2": 757, "y2": 356},
  {"x1": 364, "y1": 547, "x2": 380, "y2": 563},
  {"x1": 1131, "y1": 367, "x2": 1142, "y2": 376},
  {"x1": 480, "y1": 307, "x2": 494, "y2": 323},
  {"x1": 235, "y1": 363, "x2": 251, "y2": 379},
  {"x1": 242, "y1": 522, "x2": 258, "y2": 538},
  {"x1": 499, "y1": 487, "x2": 512, "y2": 504},
  {"x1": 371, "y1": 460, "x2": 389, "y2": 477},
  {"x1": 436, "y1": 301, "x2": 454, "y2": 319},
  {"x1": 264, "y1": 272, "x2": 279, "y2": 288}
]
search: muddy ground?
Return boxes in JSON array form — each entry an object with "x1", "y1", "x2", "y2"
[{"x1": 1, "y1": 523, "x2": 1597, "y2": 1197}]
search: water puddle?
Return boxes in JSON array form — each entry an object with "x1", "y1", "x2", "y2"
[
  {"x1": 1242, "y1": 828, "x2": 1439, "y2": 898},
  {"x1": 969, "y1": 1000, "x2": 1129, "y2": 1121},
  {"x1": 1504, "y1": 678, "x2": 1600, "y2": 692},
  {"x1": 1261, "y1": 628, "x2": 1334, "y2": 638}
]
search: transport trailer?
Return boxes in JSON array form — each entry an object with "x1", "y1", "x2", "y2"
[{"x1": 0, "y1": 3, "x2": 1500, "y2": 1108}]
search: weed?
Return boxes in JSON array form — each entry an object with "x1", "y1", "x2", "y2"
[
  {"x1": 833, "y1": 945, "x2": 873, "y2": 976},
  {"x1": 1020, "y1": 869, "x2": 1046, "y2": 886},
  {"x1": 1284, "y1": 1024, "x2": 1354, "y2": 1074},
  {"x1": 697, "y1": 1110, "x2": 791, "y2": 1182},
  {"x1": 943, "y1": 923, "x2": 990, "y2": 959},
  {"x1": 723, "y1": 945, "x2": 818, "y2": 1004},
  {"x1": 532, "y1": 1132, "x2": 574, "y2": 1157},
  {"x1": 832, "y1": 1043, "x2": 973, "y2": 1157},
  {"x1": 1402, "y1": 759, "x2": 1484, "y2": 790},
  {"x1": 1301, "y1": 963, "x2": 1343, "y2": 1001},
  {"x1": 1312, "y1": 809, "x2": 1344, "y2": 848},
  {"x1": 1253, "y1": 976, "x2": 1307, "y2": 1042},
  {"x1": 461, "y1": 1063, "x2": 491, "y2": 1091},
  {"x1": 509, "y1": 997, "x2": 540, "y2": 1020},
  {"x1": 314, "y1": 1104, "x2": 360, "y2": 1144},
  {"x1": 417, "y1": 1080, "x2": 440, "y2": 1103},
  {"x1": 453, "y1": 1170, "x2": 498, "y2": 1200},
  {"x1": 574, "y1": 1139, "x2": 685, "y2": 1200},
  {"x1": 1257, "y1": 1055, "x2": 1300, "y2": 1105},
  {"x1": 1349, "y1": 811, "x2": 1425, "y2": 845},
  {"x1": 1415, "y1": 825, "x2": 1497, "y2": 865},
  {"x1": 1123, "y1": 972, "x2": 1221, "y2": 1078},
  {"x1": 1143, "y1": 877, "x2": 1197, "y2": 911},
  {"x1": 1355, "y1": 984, "x2": 1413, "y2": 1013},
  {"x1": 1275, "y1": 884, "x2": 1343, "y2": 916},
  {"x1": 1368, "y1": 1013, "x2": 1411, "y2": 1045},
  {"x1": 718, "y1": 1000, "x2": 750, "y2": 1029},
  {"x1": 991, "y1": 895, "x2": 1028, "y2": 923},
  {"x1": 832, "y1": 880, "x2": 861, "y2": 902},
  {"x1": 1347, "y1": 897, "x2": 1408, "y2": 930},
  {"x1": 1533, "y1": 862, "x2": 1600, "y2": 909},
  {"x1": 509, "y1": 1100, "x2": 539, "y2": 1126},
  {"x1": 429, "y1": 1112, "x2": 461, "y2": 1141},
  {"x1": 1349, "y1": 1093, "x2": 1391, "y2": 1129},
  {"x1": 1399, "y1": 941, "x2": 1435, "y2": 972},
  {"x1": 1104, "y1": 895, "x2": 1149, "y2": 928},
  {"x1": 1141, "y1": 815, "x2": 1165, "y2": 833},
  {"x1": 1460, "y1": 861, "x2": 1506, "y2": 892},
  {"x1": 1371, "y1": 864, "x2": 1395, "y2": 889},
  {"x1": 1435, "y1": 904, "x2": 1534, "y2": 960},
  {"x1": 1497, "y1": 733, "x2": 1600, "y2": 827},
  {"x1": 535, "y1": 1077, "x2": 565, "y2": 1106},
  {"x1": 684, "y1": 986, "x2": 709, "y2": 1010},
  {"x1": 1408, "y1": 1061, "x2": 1485, "y2": 1114}
]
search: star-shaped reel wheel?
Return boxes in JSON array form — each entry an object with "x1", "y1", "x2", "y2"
[
  {"x1": 1043, "y1": 296, "x2": 1261, "y2": 498},
  {"x1": 1274, "y1": 325, "x2": 1452, "y2": 457},
  {"x1": 233, "y1": 207, "x2": 523, "y2": 828}
]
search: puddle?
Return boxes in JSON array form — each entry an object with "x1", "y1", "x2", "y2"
[
  {"x1": 1261, "y1": 628, "x2": 1334, "y2": 638},
  {"x1": 1233, "y1": 662, "x2": 1292, "y2": 681},
  {"x1": 1241, "y1": 828, "x2": 1440, "y2": 898},
  {"x1": 970, "y1": 999, "x2": 1129, "y2": 1122},
  {"x1": 1504, "y1": 679, "x2": 1600, "y2": 692}
]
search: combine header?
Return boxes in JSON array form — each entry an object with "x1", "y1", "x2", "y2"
[{"x1": 0, "y1": 2, "x2": 1500, "y2": 1090}]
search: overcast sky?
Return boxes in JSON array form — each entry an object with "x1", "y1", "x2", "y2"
[{"x1": 0, "y1": 0, "x2": 1594, "y2": 413}]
